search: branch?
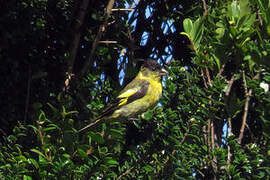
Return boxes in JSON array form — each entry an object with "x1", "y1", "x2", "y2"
[
  {"x1": 226, "y1": 117, "x2": 232, "y2": 171},
  {"x1": 98, "y1": 40, "x2": 118, "y2": 44},
  {"x1": 38, "y1": 123, "x2": 51, "y2": 161},
  {"x1": 80, "y1": 0, "x2": 116, "y2": 77},
  {"x1": 217, "y1": 64, "x2": 225, "y2": 77},
  {"x1": 201, "y1": 68, "x2": 208, "y2": 89},
  {"x1": 205, "y1": 67, "x2": 212, "y2": 86},
  {"x1": 257, "y1": 9, "x2": 263, "y2": 26},
  {"x1": 210, "y1": 120, "x2": 218, "y2": 173},
  {"x1": 225, "y1": 74, "x2": 236, "y2": 96},
  {"x1": 111, "y1": 8, "x2": 134, "y2": 11},
  {"x1": 201, "y1": 0, "x2": 208, "y2": 16},
  {"x1": 238, "y1": 71, "x2": 252, "y2": 144},
  {"x1": 117, "y1": 166, "x2": 135, "y2": 180}
]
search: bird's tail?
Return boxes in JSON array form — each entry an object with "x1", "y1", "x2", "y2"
[{"x1": 77, "y1": 118, "x2": 103, "y2": 133}]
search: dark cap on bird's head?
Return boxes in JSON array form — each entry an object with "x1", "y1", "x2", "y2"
[{"x1": 142, "y1": 59, "x2": 168, "y2": 76}]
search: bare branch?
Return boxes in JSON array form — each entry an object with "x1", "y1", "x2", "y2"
[
  {"x1": 99, "y1": 40, "x2": 118, "y2": 44},
  {"x1": 112, "y1": 8, "x2": 134, "y2": 11},
  {"x1": 201, "y1": 0, "x2": 208, "y2": 16},
  {"x1": 205, "y1": 67, "x2": 212, "y2": 86},
  {"x1": 201, "y1": 68, "x2": 208, "y2": 89},
  {"x1": 225, "y1": 74, "x2": 236, "y2": 96},
  {"x1": 226, "y1": 117, "x2": 232, "y2": 171},
  {"x1": 117, "y1": 166, "x2": 135, "y2": 180},
  {"x1": 211, "y1": 120, "x2": 218, "y2": 174},
  {"x1": 238, "y1": 71, "x2": 252, "y2": 144},
  {"x1": 38, "y1": 123, "x2": 51, "y2": 162},
  {"x1": 257, "y1": 10, "x2": 263, "y2": 26},
  {"x1": 217, "y1": 64, "x2": 225, "y2": 76}
]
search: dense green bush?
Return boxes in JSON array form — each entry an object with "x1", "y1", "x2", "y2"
[{"x1": 1, "y1": 0, "x2": 270, "y2": 179}]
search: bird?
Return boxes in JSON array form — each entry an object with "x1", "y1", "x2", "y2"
[{"x1": 78, "y1": 59, "x2": 168, "y2": 133}]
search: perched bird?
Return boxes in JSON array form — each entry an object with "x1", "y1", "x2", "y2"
[{"x1": 78, "y1": 59, "x2": 168, "y2": 133}]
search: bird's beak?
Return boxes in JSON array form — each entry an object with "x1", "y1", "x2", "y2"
[{"x1": 160, "y1": 68, "x2": 168, "y2": 76}]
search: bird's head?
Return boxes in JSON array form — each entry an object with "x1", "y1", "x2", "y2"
[{"x1": 140, "y1": 59, "x2": 168, "y2": 80}]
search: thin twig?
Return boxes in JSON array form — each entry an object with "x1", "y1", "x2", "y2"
[
  {"x1": 205, "y1": 67, "x2": 218, "y2": 178},
  {"x1": 117, "y1": 166, "x2": 135, "y2": 180},
  {"x1": 201, "y1": 0, "x2": 208, "y2": 16},
  {"x1": 38, "y1": 123, "x2": 51, "y2": 161},
  {"x1": 257, "y1": 10, "x2": 263, "y2": 26},
  {"x1": 226, "y1": 117, "x2": 232, "y2": 175},
  {"x1": 238, "y1": 88, "x2": 252, "y2": 144},
  {"x1": 207, "y1": 118, "x2": 211, "y2": 151},
  {"x1": 225, "y1": 74, "x2": 236, "y2": 96},
  {"x1": 238, "y1": 71, "x2": 252, "y2": 144},
  {"x1": 217, "y1": 64, "x2": 225, "y2": 76},
  {"x1": 211, "y1": 120, "x2": 217, "y2": 175},
  {"x1": 201, "y1": 68, "x2": 208, "y2": 89},
  {"x1": 99, "y1": 40, "x2": 118, "y2": 44},
  {"x1": 242, "y1": 71, "x2": 248, "y2": 94},
  {"x1": 111, "y1": 8, "x2": 134, "y2": 11},
  {"x1": 205, "y1": 68, "x2": 212, "y2": 86}
]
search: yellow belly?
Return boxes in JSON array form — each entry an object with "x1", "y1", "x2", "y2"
[{"x1": 111, "y1": 77, "x2": 162, "y2": 119}]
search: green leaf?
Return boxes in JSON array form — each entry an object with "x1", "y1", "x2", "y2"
[
  {"x1": 192, "y1": 18, "x2": 204, "y2": 48},
  {"x1": 91, "y1": 132, "x2": 105, "y2": 144},
  {"x1": 183, "y1": 18, "x2": 193, "y2": 34},
  {"x1": 109, "y1": 128, "x2": 124, "y2": 139},
  {"x1": 180, "y1": 32, "x2": 190, "y2": 39},
  {"x1": 23, "y1": 175, "x2": 32, "y2": 180},
  {"x1": 43, "y1": 126, "x2": 58, "y2": 132},
  {"x1": 62, "y1": 153, "x2": 71, "y2": 159},
  {"x1": 212, "y1": 54, "x2": 221, "y2": 69},
  {"x1": 28, "y1": 158, "x2": 39, "y2": 169},
  {"x1": 230, "y1": 1, "x2": 240, "y2": 19},
  {"x1": 77, "y1": 148, "x2": 87, "y2": 159},
  {"x1": 38, "y1": 111, "x2": 47, "y2": 124},
  {"x1": 106, "y1": 159, "x2": 119, "y2": 165},
  {"x1": 31, "y1": 149, "x2": 46, "y2": 159},
  {"x1": 143, "y1": 165, "x2": 153, "y2": 172},
  {"x1": 239, "y1": 0, "x2": 251, "y2": 17},
  {"x1": 63, "y1": 110, "x2": 79, "y2": 117},
  {"x1": 142, "y1": 110, "x2": 153, "y2": 120},
  {"x1": 215, "y1": 27, "x2": 225, "y2": 39}
]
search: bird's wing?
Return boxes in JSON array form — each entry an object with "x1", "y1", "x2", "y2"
[{"x1": 96, "y1": 79, "x2": 150, "y2": 120}]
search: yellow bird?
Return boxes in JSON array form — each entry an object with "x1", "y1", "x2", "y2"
[{"x1": 78, "y1": 59, "x2": 168, "y2": 133}]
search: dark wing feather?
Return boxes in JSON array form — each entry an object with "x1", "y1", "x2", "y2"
[
  {"x1": 96, "y1": 79, "x2": 150, "y2": 120},
  {"x1": 126, "y1": 80, "x2": 149, "y2": 103}
]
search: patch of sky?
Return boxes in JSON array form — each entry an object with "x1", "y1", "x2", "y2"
[
  {"x1": 221, "y1": 121, "x2": 229, "y2": 146},
  {"x1": 161, "y1": 19, "x2": 176, "y2": 35},
  {"x1": 145, "y1": 5, "x2": 152, "y2": 19},
  {"x1": 140, "y1": 31, "x2": 149, "y2": 46},
  {"x1": 118, "y1": 55, "x2": 127, "y2": 86}
]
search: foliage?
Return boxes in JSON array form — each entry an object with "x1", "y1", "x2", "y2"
[{"x1": 1, "y1": 0, "x2": 270, "y2": 179}]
